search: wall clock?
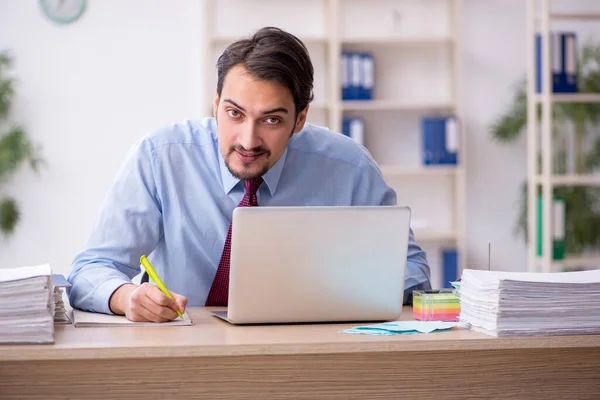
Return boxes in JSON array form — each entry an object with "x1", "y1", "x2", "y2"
[{"x1": 39, "y1": 0, "x2": 87, "y2": 24}]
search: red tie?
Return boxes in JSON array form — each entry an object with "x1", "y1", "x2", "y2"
[{"x1": 205, "y1": 177, "x2": 263, "y2": 306}]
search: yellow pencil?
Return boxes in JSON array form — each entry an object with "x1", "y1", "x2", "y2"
[{"x1": 140, "y1": 255, "x2": 184, "y2": 319}]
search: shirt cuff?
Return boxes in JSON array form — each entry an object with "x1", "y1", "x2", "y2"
[{"x1": 93, "y1": 277, "x2": 132, "y2": 315}]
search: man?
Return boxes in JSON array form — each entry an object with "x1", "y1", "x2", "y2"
[{"x1": 67, "y1": 27, "x2": 431, "y2": 322}]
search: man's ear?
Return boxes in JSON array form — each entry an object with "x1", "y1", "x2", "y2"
[
  {"x1": 213, "y1": 92, "x2": 220, "y2": 119},
  {"x1": 293, "y1": 105, "x2": 309, "y2": 134}
]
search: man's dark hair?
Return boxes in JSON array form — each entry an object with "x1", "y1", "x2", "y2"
[{"x1": 216, "y1": 26, "x2": 314, "y2": 116}]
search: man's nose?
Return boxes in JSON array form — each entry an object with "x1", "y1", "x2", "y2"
[{"x1": 237, "y1": 121, "x2": 261, "y2": 150}]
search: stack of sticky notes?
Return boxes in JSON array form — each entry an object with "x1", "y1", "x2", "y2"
[{"x1": 413, "y1": 290, "x2": 460, "y2": 322}]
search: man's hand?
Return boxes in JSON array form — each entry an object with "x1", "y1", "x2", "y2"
[{"x1": 109, "y1": 283, "x2": 188, "y2": 322}]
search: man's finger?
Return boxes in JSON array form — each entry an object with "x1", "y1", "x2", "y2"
[
  {"x1": 170, "y1": 291, "x2": 188, "y2": 310},
  {"x1": 139, "y1": 300, "x2": 175, "y2": 323},
  {"x1": 172, "y1": 294, "x2": 188, "y2": 315},
  {"x1": 142, "y1": 292, "x2": 178, "y2": 321},
  {"x1": 127, "y1": 303, "x2": 163, "y2": 323},
  {"x1": 145, "y1": 285, "x2": 175, "y2": 307}
]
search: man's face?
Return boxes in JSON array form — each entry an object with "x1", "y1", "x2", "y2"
[{"x1": 214, "y1": 65, "x2": 308, "y2": 180}]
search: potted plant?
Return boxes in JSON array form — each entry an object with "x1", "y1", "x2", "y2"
[{"x1": 0, "y1": 50, "x2": 43, "y2": 237}]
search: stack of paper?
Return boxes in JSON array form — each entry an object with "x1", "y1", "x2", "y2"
[
  {"x1": 51, "y1": 274, "x2": 72, "y2": 324},
  {"x1": 459, "y1": 268, "x2": 600, "y2": 337},
  {"x1": 0, "y1": 264, "x2": 55, "y2": 344}
]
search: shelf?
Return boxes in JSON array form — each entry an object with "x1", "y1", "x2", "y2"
[
  {"x1": 380, "y1": 165, "x2": 459, "y2": 177},
  {"x1": 413, "y1": 229, "x2": 458, "y2": 242},
  {"x1": 341, "y1": 37, "x2": 453, "y2": 46},
  {"x1": 210, "y1": 35, "x2": 329, "y2": 45},
  {"x1": 212, "y1": 35, "x2": 452, "y2": 47},
  {"x1": 533, "y1": 174, "x2": 600, "y2": 186},
  {"x1": 342, "y1": 100, "x2": 454, "y2": 111},
  {"x1": 535, "y1": 93, "x2": 600, "y2": 103},
  {"x1": 551, "y1": 255, "x2": 600, "y2": 270},
  {"x1": 550, "y1": 13, "x2": 600, "y2": 21}
]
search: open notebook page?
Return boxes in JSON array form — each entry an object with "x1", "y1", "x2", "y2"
[{"x1": 71, "y1": 309, "x2": 193, "y2": 327}]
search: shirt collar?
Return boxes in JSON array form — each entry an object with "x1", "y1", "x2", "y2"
[{"x1": 218, "y1": 145, "x2": 288, "y2": 197}]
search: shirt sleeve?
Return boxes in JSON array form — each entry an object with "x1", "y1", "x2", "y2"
[
  {"x1": 351, "y1": 153, "x2": 432, "y2": 305},
  {"x1": 67, "y1": 138, "x2": 163, "y2": 314}
]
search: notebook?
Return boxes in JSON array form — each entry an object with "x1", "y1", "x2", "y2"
[{"x1": 71, "y1": 309, "x2": 193, "y2": 327}]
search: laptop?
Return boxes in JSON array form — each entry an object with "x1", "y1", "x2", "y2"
[{"x1": 211, "y1": 205, "x2": 411, "y2": 324}]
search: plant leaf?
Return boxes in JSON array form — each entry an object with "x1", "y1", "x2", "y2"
[
  {"x1": 0, "y1": 196, "x2": 19, "y2": 236},
  {"x1": 0, "y1": 124, "x2": 42, "y2": 181},
  {"x1": 0, "y1": 49, "x2": 15, "y2": 120},
  {"x1": 490, "y1": 79, "x2": 527, "y2": 143}
]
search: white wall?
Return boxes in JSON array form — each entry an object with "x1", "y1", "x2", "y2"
[
  {"x1": 462, "y1": 0, "x2": 529, "y2": 272},
  {"x1": 0, "y1": 0, "x2": 204, "y2": 275},
  {"x1": 0, "y1": 0, "x2": 598, "y2": 278}
]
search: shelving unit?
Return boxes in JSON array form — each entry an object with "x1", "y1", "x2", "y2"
[
  {"x1": 550, "y1": 13, "x2": 600, "y2": 21},
  {"x1": 526, "y1": 0, "x2": 600, "y2": 273},
  {"x1": 340, "y1": 37, "x2": 453, "y2": 45},
  {"x1": 533, "y1": 174, "x2": 600, "y2": 185},
  {"x1": 342, "y1": 100, "x2": 455, "y2": 111},
  {"x1": 535, "y1": 93, "x2": 600, "y2": 102},
  {"x1": 203, "y1": 0, "x2": 466, "y2": 288},
  {"x1": 552, "y1": 255, "x2": 600, "y2": 271},
  {"x1": 379, "y1": 165, "x2": 459, "y2": 177}
]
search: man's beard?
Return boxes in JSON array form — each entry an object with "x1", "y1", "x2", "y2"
[{"x1": 224, "y1": 144, "x2": 271, "y2": 180}]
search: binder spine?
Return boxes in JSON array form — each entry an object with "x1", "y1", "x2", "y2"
[
  {"x1": 341, "y1": 52, "x2": 350, "y2": 100},
  {"x1": 361, "y1": 52, "x2": 374, "y2": 100},
  {"x1": 349, "y1": 52, "x2": 362, "y2": 100}
]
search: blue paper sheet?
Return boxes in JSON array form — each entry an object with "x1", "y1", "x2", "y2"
[{"x1": 341, "y1": 320, "x2": 459, "y2": 335}]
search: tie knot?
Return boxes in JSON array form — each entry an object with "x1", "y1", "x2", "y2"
[{"x1": 243, "y1": 177, "x2": 263, "y2": 197}]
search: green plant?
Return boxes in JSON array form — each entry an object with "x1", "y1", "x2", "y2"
[
  {"x1": 491, "y1": 39, "x2": 600, "y2": 254},
  {"x1": 0, "y1": 50, "x2": 43, "y2": 237}
]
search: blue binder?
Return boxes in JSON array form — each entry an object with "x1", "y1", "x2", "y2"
[
  {"x1": 341, "y1": 51, "x2": 375, "y2": 100},
  {"x1": 349, "y1": 52, "x2": 362, "y2": 100},
  {"x1": 342, "y1": 117, "x2": 365, "y2": 145},
  {"x1": 360, "y1": 52, "x2": 374, "y2": 100},
  {"x1": 562, "y1": 32, "x2": 577, "y2": 92},
  {"x1": 442, "y1": 248, "x2": 458, "y2": 289},
  {"x1": 535, "y1": 32, "x2": 577, "y2": 93},
  {"x1": 342, "y1": 118, "x2": 351, "y2": 137},
  {"x1": 341, "y1": 52, "x2": 351, "y2": 100},
  {"x1": 421, "y1": 116, "x2": 458, "y2": 165}
]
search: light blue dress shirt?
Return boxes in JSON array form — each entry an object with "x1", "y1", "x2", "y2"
[{"x1": 67, "y1": 117, "x2": 431, "y2": 314}]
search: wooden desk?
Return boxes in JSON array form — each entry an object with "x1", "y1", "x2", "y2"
[{"x1": 1, "y1": 306, "x2": 599, "y2": 399}]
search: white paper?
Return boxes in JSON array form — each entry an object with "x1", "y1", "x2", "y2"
[
  {"x1": 72, "y1": 309, "x2": 193, "y2": 327},
  {"x1": 0, "y1": 264, "x2": 54, "y2": 344},
  {"x1": 0, "y1": 264, "x2": 51, "y2": 283},
  {"x1": 458, "y1": 268, "x2": 600, "y2": 337}
]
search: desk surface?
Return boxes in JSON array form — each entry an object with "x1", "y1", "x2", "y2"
[{"x1": 2, "y1": 306, "x2": 600, "y2": 361}]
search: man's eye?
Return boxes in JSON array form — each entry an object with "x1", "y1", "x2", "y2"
[
  {"x1": 227, "y1": 109, "x2": 241, "y2": 118},
  {"x1": 265, "y1": 117, "x2": 281, "y2": 125}
]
